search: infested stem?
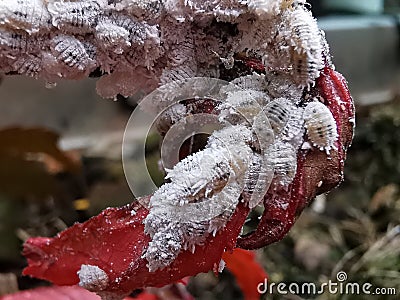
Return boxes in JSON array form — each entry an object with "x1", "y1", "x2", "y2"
[{"x1": 1, "y1": 0, "x2": 326, "y2": 98}]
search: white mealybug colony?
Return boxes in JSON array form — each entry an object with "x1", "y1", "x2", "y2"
[
  {"x1": 0, "y1": 0, "x2": 326, "y2": 93},
  {"x1": 0, "y1": 0, "x2": 341, "y2": 274},
  {"x1": 144, "y1": 125, "x2": 254, "y2": 271}
]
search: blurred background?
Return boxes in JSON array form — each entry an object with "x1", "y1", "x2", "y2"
[{"x1": 0, "y1": 0, "x2": 399, "y2": 299}]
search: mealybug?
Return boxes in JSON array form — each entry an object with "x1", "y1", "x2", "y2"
[
  {"x1": 51, "y1": 35, "x2": 95, "y2": 71},
  {"x1": 0, "y1": 0, "x2": 51, "y2": 34},
  {"x1": 270, "y1": 141, "x2": 297, "y2": 188},
  {"x1": 304, "y1": 101, "x2": 338, "y2": 153},
  {"x1": 265, "y1": 98, "x2": 296, "y2": 135},
  {"x1": 48, "y1": 0, "x2": 103, "y2": 33}
]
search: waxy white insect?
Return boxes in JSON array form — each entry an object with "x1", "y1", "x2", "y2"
[
  {"x1": 286, "y1": 3, "x2": 324, "y2": 85},
  {"x1": 270, "y1": 141, "x2": 297, "y2": 188},
  {"x1": 48, "y1": 0, "x2": 103, "y2": 33},
  {"x1": 304, "y1": 100, "x2": 338, "y2": 153},
  {"x1": 0, "y1": 0, "x2": 51, "y2": 34},
  {"x1": 160, "y1": 39, "x2": 197, "y2": 84},
  {"x1": 114, "y1": 0, "x2": 163, "y2": 20},
  {"x1": 280, "y1": 106, "x2": 305, "y2": 149},
  {"x1": 12, "y1": 54, "x2": 42, "y2": 77},
  {"x1": 0, "y1": 28, "x2": 28, "y2": 54},
  {"x1": 50, "y1": 35, "x2": 95, "y2": 71},
  {"x1": 243, "y1": 151, "x2": 274, "y2": 207},
  {"x1": 230, "y1": 73, "x2": 269, "y2": 95},
  {"x1": 95, "y1": 20, "x2": 131, "y2": 54},
  {"x1": 103, "y1": 12, "x2": 148, "y2": 45},
  {"x1": 261, "y1": 1, "x2": 324, "y2": 87},
  {"x1": 265, "y1": 98, "x2": 297, "y2": 135},
  {"x1": 78, "y1": 264, "x2": 109, "y2": 292}
]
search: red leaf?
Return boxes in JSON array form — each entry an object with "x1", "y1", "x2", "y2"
[
  {"x1": 23, "y1": 200, "x2": 250, "y2": 297},
  {"x1": 223, "y1": 249, "x2": 267, "y2": 300}
]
